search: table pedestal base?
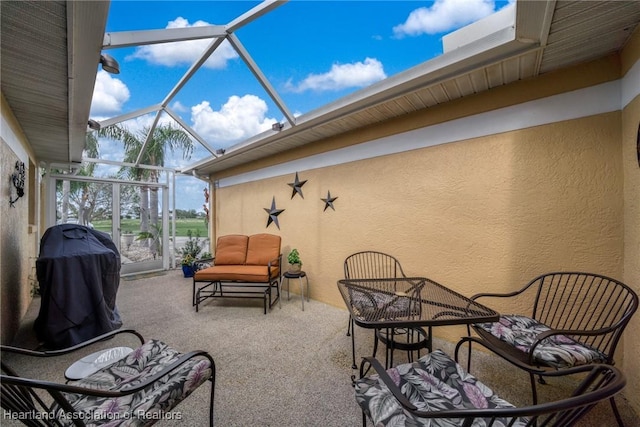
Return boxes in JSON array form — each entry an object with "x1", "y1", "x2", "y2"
[{"x1": 375, "y1": 326, "x2": 431, "y2": 369}]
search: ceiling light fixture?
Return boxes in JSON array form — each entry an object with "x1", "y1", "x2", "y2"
[
  {"x1": 87, "y1": 119, "x2": 101, "y2": 130},
  {"x1": 100, "y1": 53, "x2": 120, "y2": 74}
]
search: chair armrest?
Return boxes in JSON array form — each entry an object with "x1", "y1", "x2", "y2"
[
  {"x1": 1, "y1": 329, "x2": 145, "y2": 358},
  {"x1": 360, "y1": 356, "x2": 417, "y2": 411},
  {"x1": 470, "y1": 290, "x2": 523, "y2": 301},
  {"x1": 470, "y1": 276, "x2": 544, "y2": 301},
  {"x1": 267, "y1": 254, "x2": 280, "y2": 268},
  {"x1": 267, "y1": 254, "x2": 283, "y2": 278}
]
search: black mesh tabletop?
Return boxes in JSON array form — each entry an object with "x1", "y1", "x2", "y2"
[{"x1": 338, "y1": 277, "x2": 498, "y2": 329}]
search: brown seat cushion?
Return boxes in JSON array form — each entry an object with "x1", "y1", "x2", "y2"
[
  {"x1": 194, "y1": 265, "x2": 279, "y2": 283},
  {"x1": 214, "y1": 235, "x2": 249, "y2": 265},
  {"x1": 246, "y1": 234, "x2": 281, "y2": 266}
]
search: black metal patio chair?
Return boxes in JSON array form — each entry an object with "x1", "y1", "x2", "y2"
[
  {"x1": 354, "y1": 349, "x2": 626, "y2": 427},
  {"x1": 344, "y1": 251, "x2": 429, "y2": 369},
  {"x1": 456, "y1": 271, "x2": 638, "y2": 427},
  {"x1": 1, "y1": 328, "x2": 216, "y2": 426}
]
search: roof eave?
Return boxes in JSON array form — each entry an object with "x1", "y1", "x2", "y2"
[{"x1": 67, "y1": 1, "x2": 111, "y2": 164}]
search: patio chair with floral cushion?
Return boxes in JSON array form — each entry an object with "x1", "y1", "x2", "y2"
[
  {"x1": 456, "y1": 271, "x2": 638, "y2": 427},
  {"x1": 1, "y1": 328, "x2": 216, "y2": 426},
  {"x1": 354, "y1": 349, "x2": 625, "y2": 427}
]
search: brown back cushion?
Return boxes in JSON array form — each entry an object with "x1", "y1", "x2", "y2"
[
  {"x1": 245, "y1": 234, "x2": 281, "y2": 266},
  {"x1": 214, "y1": 235, "x2": 249, "y2": 265}
]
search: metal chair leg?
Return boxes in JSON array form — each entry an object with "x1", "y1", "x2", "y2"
[
  {"x1": 372, "y1": 330, "x2": 379, "y2": 360},
  {"x1": 351, "y1": 318, "x2": 357, "y2": 369},
  {"x1": 347, "y1": 315, "x2": 352, "y2": 336},
  {"x1": 529, "y1": 372, "x2": 539, "y2": 405},
  {"x1": 610, "y1": 396, "x2": 625, "y2": 427}
]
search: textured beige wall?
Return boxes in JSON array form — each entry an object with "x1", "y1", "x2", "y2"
[
  {"x1": 621, "y1": 27, "x2": 640, "y2": 416},
  {"x1": 1, "y1": 93, "x2": 39, "y2": 345},
  {"x1": 215, "y1": 112, "x2": 623, "y2": 344},
  {"x1": 0, "y1": 142, "x2": 32, "y2": 345}
]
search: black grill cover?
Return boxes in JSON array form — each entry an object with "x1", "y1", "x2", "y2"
[{"x1": 34, "y1": 224, "x2": 122, "y2": 349}]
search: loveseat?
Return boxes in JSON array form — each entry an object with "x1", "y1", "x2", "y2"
[{"x1": 193, "y1": 233, "x2": 282, "y2": 314}]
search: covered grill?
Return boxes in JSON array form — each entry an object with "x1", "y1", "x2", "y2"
[{"x1": 34, "y1": 224, "x2": 122, "y2": 349}]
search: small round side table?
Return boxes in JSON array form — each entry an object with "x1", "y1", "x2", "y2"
[{"x1": 283, "y1": 271, "x2": 310, "y2": 311}]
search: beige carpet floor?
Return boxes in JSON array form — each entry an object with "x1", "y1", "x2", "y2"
[{"x1": 4, "y1": 269, "x2": 638, "y2": 426}]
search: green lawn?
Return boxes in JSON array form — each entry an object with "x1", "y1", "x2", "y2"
[{"x1": 93, "y1": 218, "x2": 208, "y2": 237}]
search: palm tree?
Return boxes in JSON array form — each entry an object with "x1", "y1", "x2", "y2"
[
  {"x1": 59, "y1": 131, "x2": 100, "y2": 225},
  {"x1": 76, "y1": 132, "x2": 100, "y2": 226},
  {"x1": 98, "y1": 123, "x2": 194, "y2": 255}
]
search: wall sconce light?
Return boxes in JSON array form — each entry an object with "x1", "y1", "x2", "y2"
[
  {"x1": 9, "y1": 160, "x2": 25, "y2": 207},
  {"x1": 88, "y1": 119, "x2": 101, "y2": 130},
  {"x1": 272, "y1": 122, "x2": 284, "y2": 132},
  {"x1": 100, "y1": 53, "x2": 120, "y2": 74}
]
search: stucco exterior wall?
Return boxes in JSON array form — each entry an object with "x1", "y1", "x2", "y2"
[
  {"x1": 1, "y1": 95, "x2": 37, "y2": 345},
  {"x1": 621, "y1": 27, "x2": 640, "y2": 416},
  {"x1": 215, "y1": 111, "x2": 623, "y2": 340}
]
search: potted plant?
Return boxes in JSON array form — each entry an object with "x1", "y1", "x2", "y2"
[
  {"x1": 181, "y1": 253, "x2": 196, "y2": 278},
  {"x1": 122, "y1": 230, "x2": 134, "y2": 248},
  {"x1": 287, "y1": 248, "x2": 302, "y2": 273}
]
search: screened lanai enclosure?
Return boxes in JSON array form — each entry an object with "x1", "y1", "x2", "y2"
[
  {"x1": 50, "y1": 170, "x2": 170, "y2": 275},
  {"x1": 4, "y1": 0, "x2": 639, "y2": 276}
]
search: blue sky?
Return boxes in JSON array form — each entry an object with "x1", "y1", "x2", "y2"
[{"x1": 91, "y1": 0, "x2": 512, "y2": 211}]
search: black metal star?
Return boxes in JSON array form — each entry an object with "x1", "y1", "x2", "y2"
[
  {"x1": 264, "y1": 196, "x2": 285, "y2": 229},
  {"x1": 321, "y1": 191, "x2": 338, "y2": 211},
  {"x1": 287, "y1": 172, "x2": 307, "y2": 199}
]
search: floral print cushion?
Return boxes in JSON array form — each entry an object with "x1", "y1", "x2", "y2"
[
  {"x1": 350, "y1": 288, "x2": 418, "y2": 321},
  {"x1": 474, "y1": 315, "x2": 607, "y2": 369},
  {"x1": 52, "y1": 340, "x2": 212, "y2": 426},
  {"x1": 355, "y1": 349, "x2": 527, "y2": 427}
]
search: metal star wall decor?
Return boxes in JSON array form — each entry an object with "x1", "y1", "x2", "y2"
[
  {"x1": 264, "y1": 196, "x2": 285, "y2": 229},
  {"x1": 321, "y1": 190, "x2": 338, "y2": 211},
  {"x1": 287, "y1": 172, "x2": 307, "y2": 199}
]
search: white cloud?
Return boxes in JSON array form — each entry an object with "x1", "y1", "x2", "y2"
[
  {"x1": 393, "y1": 0, "x2": 496, "y2": 37},
  {"x1": 90, "y1": 70, "x2": 130, "y2": 116},
  {"x1": 127, "y1": 17, "x2": 238, "y2": 69},
  {"x1": 171, "y1": 101, "x2": 188, "y2": 113},
  {"x1": 286, "y1": 58, "x2": 386, "y2": 93},
  {"x1": 190, "y1": 95, "x2": 277, "y2": 146}
]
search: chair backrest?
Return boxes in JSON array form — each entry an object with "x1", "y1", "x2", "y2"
[
  {"x1": 529, "y1": 272, "x2": 638, "y2": 360},
  {"x1": 246, "y1": 234, "x2": 281, "y2": 266},
  {"x1": 344, "y1": 251, "x2": 406, "y2": 279},
  {"x1": 214, "y1": 234, "x2": 249, "y2": 265}
]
